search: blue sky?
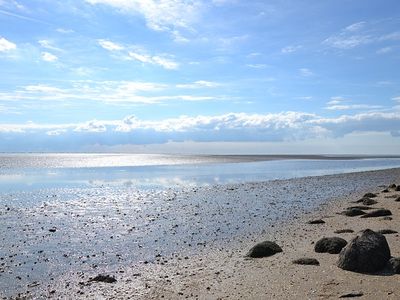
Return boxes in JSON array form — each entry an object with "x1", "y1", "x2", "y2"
[{"x1": 0, "y1": 0, "x2": 399, "y2": 153}]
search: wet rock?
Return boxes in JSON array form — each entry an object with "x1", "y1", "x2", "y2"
[
  {"x1": 377, "y1": 229, "x2": 398, "y2": 235},
  {"x1": 339, "y1": 291, "x2": 364, "y2": 298},
  {"x1": 337, "y1": 229, "x2": 390, "y2": 273},
  {"x1": 382, "y1": 189, "x2": 389, "y2": 193},
  {"x1": 389, "y1": 257, "x2": 400, "y2": 274},
  {"x1": 89, "y1": 274, "x2": 117, "y2": 283},
  {"x1": 389, "y1": 184, "x2": 397, "y2": 189},
  {"x1": 246, "y1": 241, "x2": 283, "y2": 258},
  {"x1": 360, "y1": 209, "x2": 392, "y2": 218},
  {"x1": 340, "y1": 208, "x2": 366, "y2": 217},
  {"x1": 363, "y1": 192, "x2": 377, "y2": 198},
  {"x1": 292, "y1": 258, "x2": 319, "y2": 266},
  {"x1": 395, "y1": 196, "x2": 400, "y2": 202},
  {"x1": 48, "y1": 228, "x2": 57, "y2": 233},
  {"x1": 307, "y1": 219, "x2": 325, "y2": 224},
  {"x1": 314, "y1": 237, "x2": 347, "y2": 254},
  {"x1": 396, "y1": 186, "x2": 400, "y2": 191},
  {"x1": 334, "y1": 229, "x2": 354, "y2": 234}
]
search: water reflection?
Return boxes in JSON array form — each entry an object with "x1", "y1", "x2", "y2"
[{"x1": 1, "y1": 158, "x2": 400, "y2": 192}]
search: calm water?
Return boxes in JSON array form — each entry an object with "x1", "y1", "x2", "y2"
[{"x1": 1, "y1": 154, "x2": 400, "y2": 192}]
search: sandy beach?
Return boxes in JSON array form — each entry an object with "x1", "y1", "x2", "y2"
[{"x1": 2, "y1": 167, "x2": 400, "y2": 299}]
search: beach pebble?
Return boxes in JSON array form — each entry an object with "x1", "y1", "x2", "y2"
[
  {"x1": 89, "y1": 274, "x2": 117, "y2": 283},
  {"x1": 337, "y1": 229, "x2": 390, "y2": 273},
  {"x1": 360, "y1": 209, "x2": 392, "y2": 218},
  {"x1": 377, "y1": 229, "x2": 398, "y2": 235},
  {"x1": 314, "y1": 237, "x2": 347, "y2": 254},
  {"x1": 246, "y1": 241, "x2": 282, "y2": 258},
  {"x1": 334, "y1": 229, "x2": 354, "y2": 234},
  {"x1": 307, "y1": 219, "x2": 325, "y2": 224},
  {"x1": 388, "y1": 257, "x2": 400, "y2": 274},
  {"x1": 339, "y1": 291, "x2": 364, "y2": 298},
  {"x1": 292, "y1": 258, "x2": 319, "y2": 266}
]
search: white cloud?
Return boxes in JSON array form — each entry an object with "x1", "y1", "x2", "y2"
[
  {"x1": 325, "y1": 104, "x2": 382, "y2": 111},
  {"x1": 86, "y1": 0, "x2": 201, "y2": 33},
  {"x1": 345, "y1": 21, "x2": 366, "y2": 32},
  {"x1": 0, "y1": 80, "x2": 222, "y2": 104},
  {"x1": 324, "y1": 34, "x2": 372, "y2": 49},
  {"x1": 376, "y1": 46, "x2": 393, "y2": 54},
  {"x1": 299, "y1": 68, "x2": 313, "y2": 77},
  {"x1": 98, "y1": 39, "x2": 124, "y2": 51},
  {"x1": 98, "y1": 39, "x2": 179, "y2": 70},
  {"x1": 38, "y1": 40, "x2": 63, "y2": 52},
  {"x1": 281, "y1": 45, "x2": 302, "y2": 54},
  {"x1": 74, "y1": 120, "x2": 107, "y2": 133},
  {"x1": 2, "y1": 111, "x2": 400, "y2": 151},
  {"x1": 56, "y1": 28, "x2": 74, "y2": 34},
  {"x1": 0, "y1": 37, "x2": 16, "y2": 52},
  {"x1": 176, "y1": 80, "x2": 220, "y2": 89},
  {"x1": 392, "y1": 96, "x2": 400, "y2": 102},
  {"x1": 41, "y1": 52, "x2": 58, "y2": 62},
  {"x1": 246, "y1": 64, "x2": 267, "y2": 69}
]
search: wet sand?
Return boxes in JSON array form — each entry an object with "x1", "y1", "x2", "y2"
[{"x1": 1, "y1": 168, "x2": 400, "y2": 299}]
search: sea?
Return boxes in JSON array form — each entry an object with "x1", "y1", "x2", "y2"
[{"x1": 1, "y1": 153, "x2": 400, "y2": 194}]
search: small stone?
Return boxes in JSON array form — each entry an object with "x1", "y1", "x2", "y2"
[
  {"x1": 334, "y1": 229, "x2": 354, "y2": 234},
  {"x1": 377, "y1": 229, "x2": 398, "y2": 235},
  {"x1": 89, "y1": 274, "x2": 117, "y2": 283},
  {"x1": 307, "y1": 219, "x2": 325, "y2": 224},
  {"x1": 339, "y1": 291, "x2": 364, "y2": 298},
  {"x1": 292, "y1": 258, "x2": 319, "y2": 266}
]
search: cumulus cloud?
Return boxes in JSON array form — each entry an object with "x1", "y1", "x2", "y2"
[
  {"x1": 0, "y1": 37, "x2": 16, "y2": 52},
  {"x1": 2, "y1": 110, "x2": 400, "y2": 152}
]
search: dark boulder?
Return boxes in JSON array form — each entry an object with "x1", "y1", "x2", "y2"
[
  {"x1": 246, "y1": 241, "x2": 282, "y2": 258},
  {"x1": 314, "y1": 237, "x2": 347, "y2": 254},
  {"x1": 389, "y1": 184, "x2": 397, "y2": 189},
  {"x1": 337, "y1": 229, "x2": 391, "y2": 273},
  {"x1": 382, "y1": 189, "x2": 389, "y2": 193},
  {"x1": 363, "y1": 192, "x2": 377, "y2": 198},
  {"x1": 396, "y1": 186, "x2": 400, "y2": 191},
  {"x1": 360, "y1": 209, "x2": 392, "y2": 218},
  {"x1": 395, "y1": 196, "x2": 400, "y2": 202},
  {"x1": 292, "y1": 258, "x2": 319, "y2": 266},
  {"x1": 340, "y1": 208, "x2": 366, "y2": 217},
  {"x1": 389, "y1": 257, "x2": 400, "y2": 274}
]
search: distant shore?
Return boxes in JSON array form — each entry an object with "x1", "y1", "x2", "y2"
[{"x1": 2, "y1": 167, "x2": 400, "y2": 299}]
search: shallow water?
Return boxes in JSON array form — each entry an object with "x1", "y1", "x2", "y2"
[{"x1": 1, "y1": 156, "x2": 400, "y2": 193}]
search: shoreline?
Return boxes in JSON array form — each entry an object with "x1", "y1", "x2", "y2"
[{"x1": 2, "y1": 168, "x2": 400, "y2": 299}]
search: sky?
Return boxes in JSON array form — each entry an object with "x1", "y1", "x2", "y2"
[{"x1": 0, "y1": 0, "x2": 399, "y2": 154}]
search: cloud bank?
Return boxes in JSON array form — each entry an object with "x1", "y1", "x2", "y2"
[{"x1": 1, "y1": 111, "x2": 399, "y2": 152}]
